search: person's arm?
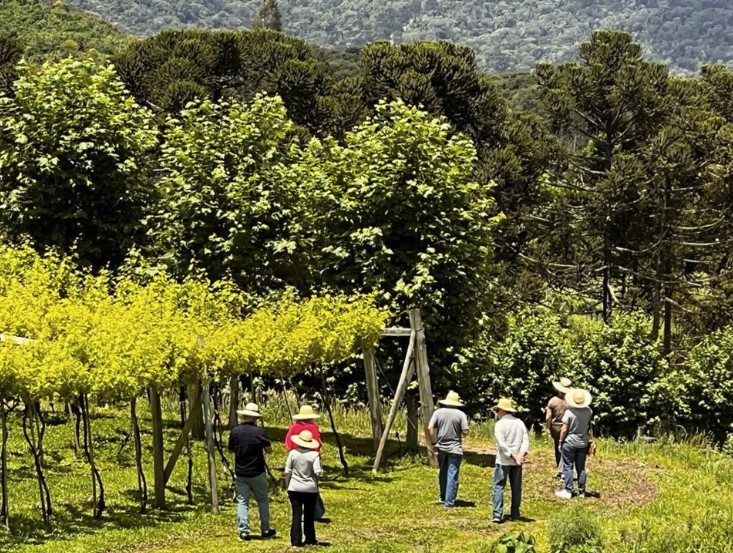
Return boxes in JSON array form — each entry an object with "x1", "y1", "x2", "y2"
[
  {"x1": 519, "y1": 423, "x2": 530, "y2": 462},
  {"x1": 558, "y1": 423, "x2": 568, "y2": 448},
  {"x1": 313, "y1": 453, "x2": 323, "y2": 477},
  {"x1": 228, "y1": 431, "x2": 236, "y2": 452},
  {"x1": 461, "y1": 412, "x2": 469, "y2": 437},
  {"x1": 283, "y1": 451, "x2": 293, "y2": 488},
  {"x1": 261, "y1": 432, "x2": 273, "y2": 455},
  {"x1": 284, "y1": 425, "x2": 295, "y2": 451},
  {"x1": 545, "y1": 404, "x2": 554, "y2": 434},
  {"x1": 428, "y1": 412, "x2": 438, "y2": 453}
]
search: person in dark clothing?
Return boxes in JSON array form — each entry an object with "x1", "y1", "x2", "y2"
[{"x1": 227, "y1": 402, "x2": 276, "y2": 541}]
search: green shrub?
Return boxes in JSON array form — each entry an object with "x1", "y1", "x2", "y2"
[
  {"x1": 571, "y1": 314, "x2": 669, "y2": 438},
  {"x1": 549, "y1": 507, "x2": 604, "y2": 553},
  {"x1": 486, "y1": 531, "x2": 537, "y2": 553}
]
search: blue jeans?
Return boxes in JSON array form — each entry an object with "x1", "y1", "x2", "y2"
[
  {"x1": 492, "y1": 464, "x2": 523, "y2": 520},
  {"x1": 438, "y1": 451, "x2": 462, "y2": 507},
  {"x1": 236, "y1": 472, "x2": 270, "y2": 535},
  {"x1": 562, "y1": 443, "x2": 587, "y2": 494}
]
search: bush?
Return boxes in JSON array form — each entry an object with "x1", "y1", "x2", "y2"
[
  {"x1": 549, "y1": 507, "x2": 603, "y2": 553},
  {"x1": 486, "y1": 531, "x2": 537, "y2": 553},
  {"x1": 571, "y1": 314, "x2": 669, "y2": 438},
  {"x1": 664, "y1": 327, "x2": 733, "y2": 442}
]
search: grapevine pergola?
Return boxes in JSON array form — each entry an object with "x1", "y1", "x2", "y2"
[{"x1": 0, "y1": 245, "x2": 389, "y2": 527}]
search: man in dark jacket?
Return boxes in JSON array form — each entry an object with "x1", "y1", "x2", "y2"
[{"x1": 228, "y1": 402, "x2": 277, "y2": 541}]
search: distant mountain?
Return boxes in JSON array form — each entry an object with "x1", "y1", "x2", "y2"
[
  {"x1": 63, "y1": 0, "x2": 733, "y2": 74},
  {"x1": 0, "y1": 0, "x2": 131, "y2": 62}
]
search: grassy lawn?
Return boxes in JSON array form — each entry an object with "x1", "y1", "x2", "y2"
[{"x1": 2, "y1": 401, "x2": 733, "y2": 553}]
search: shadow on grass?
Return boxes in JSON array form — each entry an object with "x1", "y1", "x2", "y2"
[
  {"x1": 1, "y1": 500, "x2": 194, "y2": 550},
  {"x1": 463, "y1": 450, "x2": 496, "y2": 468}
]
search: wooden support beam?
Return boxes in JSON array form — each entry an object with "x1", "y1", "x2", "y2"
[
  {"x1": 0, "y1": 333, "x2": 33, "y2": 345},
  {"x1": 380, "y1": 327, "x2": 413, "y2": 338},
  {"x1": 202, "y1": 383, "x2": 219, "y2": 513},
  {"x1": 372, "y1": 331, "x2": 416, "y2": 473},
  {"x1": 163, "y1": 387, "x2": 202, "y2": 485},
  {"x1": 363, "y1": 349, "x2": 383, "y2": 451},
  {"x1": 410, "y1": 309, "x2": 437, "y2": 469},
  {"x1": 149, "y1": 388, "x2": 166, "y2": 509}
]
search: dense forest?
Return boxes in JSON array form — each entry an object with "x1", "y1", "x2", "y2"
[
  {"x1": 63, "y1": 0, "x2": 733, "y2": 74},
  {"x1": 0, "y1": 0, "x2": 131, "y2": 62}
]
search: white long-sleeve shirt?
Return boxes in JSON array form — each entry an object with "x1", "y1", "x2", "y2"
[{"x1": 494, "y1": 414, "x2": 529, "y2": 466}]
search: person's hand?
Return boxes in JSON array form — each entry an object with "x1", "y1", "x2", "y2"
[
  {"x1": 512, "y1": 453, "x2": 524, "y2": 465},
  {"x1": 430, "y1": 443, "x2": 438, "y2": 455}
]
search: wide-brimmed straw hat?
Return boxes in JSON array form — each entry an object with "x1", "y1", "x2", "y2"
[
  {"x1": 553, "y1": 377, "x2": 572, "y2": 394},
  {"x1": 293, "y1": 405, "x2": 320, "y2": 421},
  {"x1": 492, "y1": 398, "x2": 517, "y2": 413},
  {"x1": 566, "y1": 388, "x2": 592, "y2": 408},
  {"x1": 292, "y1": 430, "x2": 319, "y2": 449},
  {"x1": 438, "y1": 391, "x2": 464, "y2": 407},
  {"x1": 237, "y1": 402, "x2": 263, "y2": 418}
]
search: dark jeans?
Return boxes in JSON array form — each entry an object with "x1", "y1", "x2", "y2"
[
  {"x1": 437, "y1": 450, "x2": 462, "y2": 507},
  {"x1": 550, "y1": 426, "x2": 563, "y2": 469},
  {"x1": 492, "y1": 464, "x2": 523, "y2": 520},
  {"x1": 562, "y1": 442, "x2": 588, "y2": 494},
  {"x1": 288, "y1": 490, "x2": 318, "y2": 546}
]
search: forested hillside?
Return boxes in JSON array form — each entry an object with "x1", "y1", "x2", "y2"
[
  {"x1": 0, "y1": 0, "x2": 132, "y2": 62},
  {"x1": 63, "y1": 0, "x2": 733, "y2": 73}
]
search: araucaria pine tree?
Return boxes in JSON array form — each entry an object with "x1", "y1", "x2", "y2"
[{"x1": 253, "y1": 0, "x2": 282, "y2": 32}]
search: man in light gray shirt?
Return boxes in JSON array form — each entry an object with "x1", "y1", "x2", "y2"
[
  {"x1": 556, "y1": 388, "x2": 593, "y2": 500},
  {"x1": 492, "y1": 398, "x2": 529, "y2": 523},
  {"x1": 428, "y1": 391, "x2": 469, "y2": 508}
]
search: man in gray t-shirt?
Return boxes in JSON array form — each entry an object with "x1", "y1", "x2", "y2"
[
  {"x1": 556, "y1": 389, "x2": 594, "y2": 499},
  {"x1": 428, "y1": 391, "x2": 469, "y2": 508}
]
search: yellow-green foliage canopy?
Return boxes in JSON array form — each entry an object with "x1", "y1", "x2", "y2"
[{"x1": 0, "y1": 245, "x2": 387, "y2": 403}]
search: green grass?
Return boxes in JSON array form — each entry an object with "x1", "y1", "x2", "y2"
[{"x1": 1, "y1": 399, "x2": 733, "y2": 553}]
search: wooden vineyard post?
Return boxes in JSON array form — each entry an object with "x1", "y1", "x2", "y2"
[
  {"x1": 372, "y1": 331, "x2": 416, "y2": 472},
  {"x1": 202, "y1": 383, "x2": 220, "y2": 513},
  {"x1": 150, "y1": 388, "x2": 166, "y2": 509},
  {"x1": 363, "y1": 349, "x2": 383, "y2": 451},
  {"x1": 409, "y1": 309, "x2": 437, "y2": 468},
  {"x1": 198, "y1": 335, "x2": 219, "y2": 514},
  {"x1": 228, "y1": 375, "x2": 239, "y2": 430}
]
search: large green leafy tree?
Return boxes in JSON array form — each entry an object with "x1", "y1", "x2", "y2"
[
  {"x1": 309, "y1": 100, "x2": 499, "y2": 362},
  {"x1": 154, "y1": 95, "x2": 313, "y2": 294},
  {"x1": 0, "y1": 58, "x2": 157, "y2": 268},
  {"x1": 113, "y1": 30, "x2": 344, "y2": 135},
  {"x1": 534, "y1": 31, "x2": 671, "y2": 323}
]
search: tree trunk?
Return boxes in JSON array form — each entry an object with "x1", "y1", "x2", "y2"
[
  {"x1": 189, "y1": 384, "x2": 205, "y2": 440},
  {"x1": 603, "y1": 225, "x2": 612, "y2": 324},
  {"x1": 320, "y1": 371, "x2": 348, "y2": 477},
  {"x1": 1, "y1": 401, "x2": 9, "y2": 531},
  {"x1": 131, "y1": 397, "x2": 147, "y2": 513},
  {"x1": 82, "y1": 395, "x2": 105, "y2": 519},
  {"x1": 23, "y1": 403, "x2": 52, "y2": 525},
  {"x1": 178, "y1": 387, "x2": 194, "y2": 505},
  {"x1": 150, "y1": 388, "x2": 166, "y2": 509},
  {"x1": 663, "y1": 285, "x2": 673, "y2": 357},
  {"x1": 202, "y1": 384, "x2": 219, "y2": 513}
]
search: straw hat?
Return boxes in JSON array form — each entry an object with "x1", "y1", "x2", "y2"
[
  {"x1": 293, "y1": 405, "x2": 320, "y2": 421},
  {"x1": 292, "y1": 430, "x2": 319, "y2": 449},
  {"x1": 566, "y1": 388, "x2": 592, "y2": 408},
  {"x1": 237, "y1": 402, "x2": 262, "y2": 418},
  {"x1": 438, "y1": 391, "x2": 464, "y2": 407},
  {"x1": 493, "y1": 398, "x2": 517, "y2": 413},
  {"x1": 553, "y1": 377, "x2": 572, "y2": 394}
]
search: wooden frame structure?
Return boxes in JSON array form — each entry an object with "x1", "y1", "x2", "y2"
[{"x1": 363, "y1": 308, "x2": 437, "y2": 472}]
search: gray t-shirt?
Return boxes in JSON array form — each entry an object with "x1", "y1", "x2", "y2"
[
  {"x1": 285, "y1": 448, "x2": 323, "y2": 493},
  {"x1": 562, "y1": 407, "x2": 593, "y2": 448},
  {"x1": 428, "y1": 407, "x2": 469, "y2": 455}
]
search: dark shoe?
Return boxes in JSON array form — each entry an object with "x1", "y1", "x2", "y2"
[
  {"x1": 261, "y1": 529, "x2": 277, "y2": 539},
  {"x1": 239, "y1": 532, "x2": 250, "y2": 541}
]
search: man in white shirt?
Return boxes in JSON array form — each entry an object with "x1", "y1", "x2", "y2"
[{"x1": 492, "y1": 398, "x2": 529, "y2": 523}]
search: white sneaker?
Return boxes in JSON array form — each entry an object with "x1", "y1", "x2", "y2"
[{"x1": 555, "y1": 489, "x2": 572, "y2": 500}]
